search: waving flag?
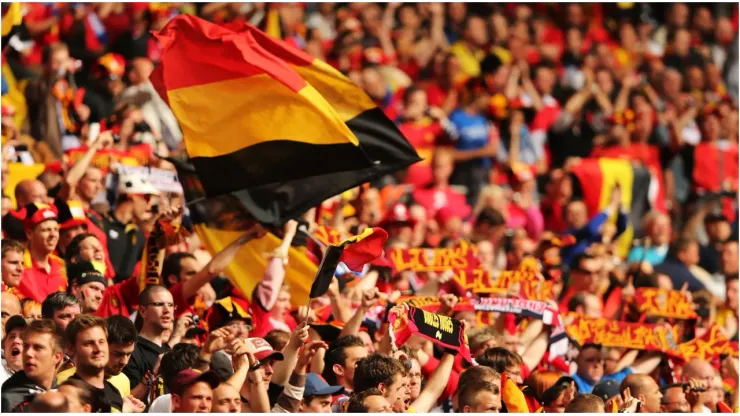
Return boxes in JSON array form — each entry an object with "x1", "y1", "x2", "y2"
[
  {"x1": 570, "y1": 158, "x2": 652, "y2": 257},
  {"x1": 150, "y1": 15, "x2": 420, "y2": 226},
  {"x1": 309, "y1": 227, "x2": 389, "y2": 298}
]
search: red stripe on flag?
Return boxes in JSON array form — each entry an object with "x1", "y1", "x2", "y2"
[
  {"x1": 571, "y1": 158, "x2": 605, "y2": 217},
  {"x1": 338, "y1": 227, "x2": 388, "y2": 272},
  {"x1": 151, "y1": 14, "x2": 307, "y2": 92}
]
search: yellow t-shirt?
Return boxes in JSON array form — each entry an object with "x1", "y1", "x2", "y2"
[
  {"x1": 56, "y1": 367, "x2": 130, "y2": 410},
  {"x1": 450, "y1": 41, "x2": 485, "y2": 78}
]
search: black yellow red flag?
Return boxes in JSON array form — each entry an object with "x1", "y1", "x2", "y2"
[
  {"x1": 150, "y1": 15, "x2": 420, "y2": 226},
  {"x1": 309, "y1": 227, "x2": 389, "y2": 298}
]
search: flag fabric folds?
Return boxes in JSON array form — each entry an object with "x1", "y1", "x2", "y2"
[
  {"x1": 501, "y1": 373, "x2": 543, "y2": 413},
  {"x1": 150, "y1": 15, "x2": 420, "y2": 226},
  {"x1": 338, "y1": 227, "x2": 389, "y2": 272},
  {"x1": 309, "y1": 227, "x2": 389, "y2": 298},
  {"x1": 172, "y1": 158, "x2": 318, "y2": 306},
  {"x1": 570, "y1": 158, "x2": 652, "y2": 256}
]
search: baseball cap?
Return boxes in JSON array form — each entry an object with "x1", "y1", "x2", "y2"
[
  {"x1": 304, "y1": 373, "x2": 344, "y2": 397},
  {"x1": 5, "y1": 315, "x2": 27, "y2": 334},
  {"x1": 592, "y1": 379, "x2": 621, "y2": 402},
  {"x1": 245, "y1": 337, "x2": 285, "y2": 361},
  {"x1": 23, "y1": 202, "x2": 58, "y2": 231},
  {"x1": 378, "y1": 203, "x2": 415, "y2": 229},
  {"x1": 118, "y1": 172, "x2": 159, "y2": 195},
  {"x1": 169, "y1": 369, "x2": 220, "y2": 396}
]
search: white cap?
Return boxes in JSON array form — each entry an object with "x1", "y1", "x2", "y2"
[{"x1": 118, "y1": 173, "x2": 159, "y2": 195}]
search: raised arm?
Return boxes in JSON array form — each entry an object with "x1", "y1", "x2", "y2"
[
  {"x1": 340, "y1": 289, "x2": 379, "y2": 337},
  {"x1": 254, "y1": 220, "x2": 298, "y2": 311},
  {"x1": 270, "y1": 323, "x2": 309, "y2": 387},
  {"x1": 411, "y1": 352, "x2": 455, "y2": 412},
  {"x1": 59, "y1": 131, "x2": 113, "y2": 201}
]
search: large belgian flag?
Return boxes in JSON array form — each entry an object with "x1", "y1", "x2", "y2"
[
  {"x1": 570, "y1": 158, "x2": 653, "y2": 257},
  {"x1": 172, "y1": 157, "x2": 318, "y2": 306},
  {"x1": 150, "y1": 15, "x2": 421, "y2": 226}
]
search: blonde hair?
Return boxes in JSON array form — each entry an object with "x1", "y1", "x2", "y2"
[{"x1": 473, "y1": 185, "x2": 506, "y2": 217}]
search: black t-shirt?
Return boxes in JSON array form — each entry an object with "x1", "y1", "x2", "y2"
[
  {"x1": 548, "y1": 118, "x2": 596, "y2": 168},
  {"x1": 122, "y1": 336, "x2": 169, "y2": 403},
  {"x1": 101, "y1": 212, "x2": 145, "y2": 282},
  {"x1": 0, "y1": 370, "x2": 53, "y2": 412},
  {"x1": 69, "y1": 374, "x2": 123, "y2": 412}
]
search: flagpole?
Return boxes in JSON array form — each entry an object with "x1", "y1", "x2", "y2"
[
  {"x1": 298, "y1": 224, "x2": 326, "y2": 250},
  {"x1": 302, "y1": 224, "x2": 328, "y2": 324}
]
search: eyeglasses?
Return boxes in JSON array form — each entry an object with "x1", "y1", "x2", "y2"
[
  {"x1": 661, "y1": 400, "x2": 689, "y2": 409},
  {"x1": 146, "y1": 302, "x2": 176, "y2": 310},
  {"x1": 408, "y1": 372, "x2": 424, "y2": 381}
]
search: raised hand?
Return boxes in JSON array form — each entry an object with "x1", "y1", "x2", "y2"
[
  {"x1": 361, "y1": 288, "x2": 380, "y2": 309},
  {"x1": 204, "y1": 327, "x2": 235, "y2": 355},
  {"x1": 297, "y1": 340, "x2": 329, "y2": 370},
  {"x1": 289, "y1": 322, "x2": 310, "y2": 350},
  {"x1": 619, "y1": 387, "x2": 641, "y2": 413},
  {"x1": 122, "y1": 395, "x2": 146, "y2": 413}
]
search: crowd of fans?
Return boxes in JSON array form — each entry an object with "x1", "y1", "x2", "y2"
[{"x1": 1, "y1": 1, "x2": 739, "y2": 413}]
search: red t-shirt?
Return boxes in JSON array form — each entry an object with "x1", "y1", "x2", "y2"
[
  {"x1": 94, "y1": 273, "x2": 140, "y2": 318},
  {"x1": 398, "y1": 118, "x2": 443, "y2": 187},
  {"x1": 19, "y1": 250, "x2": 67, "y2": 302}
]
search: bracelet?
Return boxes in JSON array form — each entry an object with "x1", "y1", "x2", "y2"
[
  {"x1": 248, "y1": 359, "x2": 262, "y2": 372},
  {"x1": 141, "y1": 370, "x2": 154, "y2": 387}
]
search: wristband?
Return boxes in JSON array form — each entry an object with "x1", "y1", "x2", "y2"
[
  {"x1": 141, "y1": 370, "x2": 154, "y2": 387},
  {"x1": 443, "y1": 348, "x2": 459, "y2": 357},
  {"x1": 249, "y1": 359, "x2": 262, "y2": 372}
]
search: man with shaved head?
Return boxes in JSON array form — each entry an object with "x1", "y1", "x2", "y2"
[
  {"x1": 29, "y1": 390, "x2": 69, "y2": 412},
  {"x1": 681, "y1": 359, "x2": 720, "y2": 412},
  {"x1": 14, "y1": 179, "x2": 49, "y2": 209},
  {"x1": 620, "y1": 374, "x2": 663, "y2": 413}
]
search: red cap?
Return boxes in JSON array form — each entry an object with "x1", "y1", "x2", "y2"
[
  {"x1": 245, "y1": 337, "x2": 285, "y2": 361},
  {"x1": 23, "y1": 203, "x2": 58, "y2": 231},
  {"x1": 170, "y1": 369, "x2": 220, "y2": 396},
  {"x1": 378, "y1": 203, "x2": 415, "y2": 229}
]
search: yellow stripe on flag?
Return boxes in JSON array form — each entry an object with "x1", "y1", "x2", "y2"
[
  {"x1": 167, "y1": 73, "x2": 359, "y2": 159},
  {"x1": 195, "y1": 226, "x2": 317, "y2": 305},
  {"x1": 597, "y1": 158, "x2": 635, "y2": 258},
  {"x1": 294, "y1": 59, "x2": 377, "y2": 121}
]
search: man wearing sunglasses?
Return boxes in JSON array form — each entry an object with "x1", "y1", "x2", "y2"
[
  {"x1": 122, "y1": 285, "x2": 174, "y2": 404},
  {"x1": 102, "y1": 172, "x2": 158, "y2": 282}
]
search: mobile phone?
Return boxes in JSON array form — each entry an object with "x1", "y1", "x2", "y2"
[{"x1": 192, "y1": 315, "x2": 200, "y2": 326}]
